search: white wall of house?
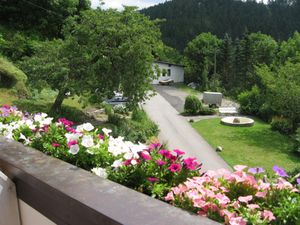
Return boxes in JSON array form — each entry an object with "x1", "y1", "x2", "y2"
[{"x1": 152, "y1": 61, "x2": 184, "y2": 84}]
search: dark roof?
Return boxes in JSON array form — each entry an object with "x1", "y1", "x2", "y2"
[{"x1": 154, "y1": 60, "x2": 184, "y2": 67}]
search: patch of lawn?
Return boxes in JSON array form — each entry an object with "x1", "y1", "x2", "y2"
[
  {"x1": 0, "y1": 88, "x2": 17, "y2": 105},
  {"x1": 174, "y1": 83, "x2": 199, "y2": 95},
  {"x1": 192, "y1": 118, "x2": 299, "y2": 172}
]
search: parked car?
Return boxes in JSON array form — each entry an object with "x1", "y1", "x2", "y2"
[
  {"x1": 106, "y1": 92, "x2": 128, "y2": 106},
  {"x1": 159, "y1": 78, "x2": 174, "y2": 85}
]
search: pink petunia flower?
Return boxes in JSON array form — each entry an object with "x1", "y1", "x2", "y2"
[
  {"x1": 229, "y1": 217, "x2": 247, "y2": 225},
  {"x1": 262, "y1": 210, "x2": 276, "y2": 221},
  {"x1": 233, "y1": 165, "x2": 248, "y2": 172},
  {"x1": 255, "y1": 191, "x2": 267, "y2": 198},
  {"x1": 238, "y1": 195, "x2": 253, "y2": 203},
  {"x1": 247, "y1": 204, "x2": 260, "y2": 210}
]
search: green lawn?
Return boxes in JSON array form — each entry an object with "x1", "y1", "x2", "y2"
[
  {"x1": 0, "y1": 88, "x2": 17, "y2": 105},
  {"x1": 174, "y1": 83, "x2": 199, "y2": 95},
  {"x1": 192, "y1": 118, "x2": 299, "y2": 172}
]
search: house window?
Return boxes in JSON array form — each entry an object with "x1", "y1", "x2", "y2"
[{"x1": 168, "y1": 69, "x2": 171, "y2": 77}]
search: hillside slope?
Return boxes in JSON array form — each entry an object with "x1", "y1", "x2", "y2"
[{"x1": 141, "y1": 0, "x2": 300, "y2": 50}]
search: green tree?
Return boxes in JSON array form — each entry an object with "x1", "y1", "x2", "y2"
[
  {"x1": 218, "y1": 33, "x2": 235, "y2": 91},
  {"x1": 184, "y1": 32, "x2": 222, "y2": 90},
  {"x1": 257, "y1": 62, "x2": 300, "y2": 128},
  {"x1": 20, "y1": 8, "x2": 162, "y2": 112}
]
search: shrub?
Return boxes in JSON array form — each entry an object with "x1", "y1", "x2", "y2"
[
  {"x1": 271, "y1": 116, "x2": 294, "y2": 134},
  {"x1": 238, "y1": 85, "x2": 263, "y2": 115},
  {"x1": 107, "y1": 109, "x2": 159, "y2": 143},
  {"x1": 258, "y1": 103, "x2": 275, "y2": 122},
  {"x1": 198, "y1": 107, "x2": 216, "y2": 115},
  {"x1": 184, "y1": 95, "x2": 202, "y2": 115}
]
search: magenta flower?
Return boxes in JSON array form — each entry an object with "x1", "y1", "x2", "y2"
[
  {"x1": 158, "y1": 149, "x2": 172, "y2": 159},
  {"x1": 98, "y1": 134, "x2": 104, "y2": 140},
  {"x1": 141, "y1": 151, "x2": 151, "y2": 161},
  {"x1": 183, "y1": 157, "x2": 200, "y2": 170},
  {"x1": 66, "y1": 126, "x2": 77, "y2": 133},
  {"x1": 148, "y1": 177, "x2": 159, "y2": 182},
  {"x1": 68, "y1": 140, "x2": 78, "y2": 147},
  {"x1": 155, "y1": 160, "x2": 166, "y2": 166},
  {"x1": 173, "y1": 149, "x2": 185, "y2": 156},
  {"x1": 297, "y1": 178, "x2": 300, "y2": 185},
  {"x1": 169, "y1": 163, "x2": 181, "y2": 172},
  {"x1": 273, "y1": 165, "x2": 288, "y2": 177},
  {"x1": 52, "y1": 143, "x2": 60, "y2": 147},
  {"x1": 149, "y1": 142, "x2": 161, "y2": 150},
  {"x1": 58, "y1": 118, "x2": 74, "y2": 127},
  {"x1": 248, "y1": 167, "x2": 265, "y2": 174}
]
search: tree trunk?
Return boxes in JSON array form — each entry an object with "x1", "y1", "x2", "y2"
[{"x1": 51, "y1": 89, "x2": 66, "y2": 113}]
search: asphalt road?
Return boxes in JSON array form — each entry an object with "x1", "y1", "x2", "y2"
[{"x1": 143, "y1": 92, "x2": 231, "y2": 171}]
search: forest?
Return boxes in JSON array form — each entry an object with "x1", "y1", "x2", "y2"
[{"x1": 141, "y1": 0, "x2": 300, "y2": 51}]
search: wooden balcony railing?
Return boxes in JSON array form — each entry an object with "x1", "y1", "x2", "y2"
[{"x1": 0, "y1": 137, "x2": 221, "y2": 225}]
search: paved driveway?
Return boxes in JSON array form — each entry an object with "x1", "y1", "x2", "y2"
[
  {"x1": 143, "y1": 92, "x2": 231, "y2": 171},
  {"x1": 155, "y1": 85, "x2": 239, "y2": 113}
]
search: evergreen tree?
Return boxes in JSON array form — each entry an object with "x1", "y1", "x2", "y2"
[{"x1": 218, "y1": 33, "x2": 235, "y2": 91}]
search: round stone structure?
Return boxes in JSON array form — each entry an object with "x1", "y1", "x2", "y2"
[{"x1": 221, "y1": 116, "x2": 254, "y2": 127}]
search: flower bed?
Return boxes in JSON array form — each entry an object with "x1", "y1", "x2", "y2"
[{"x1": 0, "y1": 105, "x2": 299, "y2": 225}]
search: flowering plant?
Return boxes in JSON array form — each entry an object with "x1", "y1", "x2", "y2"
[
  {"x1": 165, "y1": 165, "x2": 300, "y2": 225},
  {"x1": 0, "y1": 105, "x2": 202, "y2": 198}
]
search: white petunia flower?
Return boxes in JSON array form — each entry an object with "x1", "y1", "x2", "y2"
[
  {"x1": 112, "y1": 159, "x2": 123, "y2": 168},
  {"x1": 123, "y1": 152, "x2": 133, "y2": 160},
  {"x1": 19, "y1": 133, "x2": 30, "y2": 145},
  {"x1": 81, "y1": 135, "x2": 95, "y2": 148},
  {"x1": 131, "y1": 159, "x2": 137, "y2": 165},
  {"x1": 91, "y1": 167, "x2": 108, "y2": 178},
  {"x1": 65, "y1": 133, "x2": 80, "y2": 142},
  {"x1": 82, "y1": 123, "x2": 94, "y2": 132},
  {"x1": 102, "y1": 128, "x2": 112, "y2": 136},
  {"x1": 69, "y1": 144, "x2": 80, "y2": 155}
]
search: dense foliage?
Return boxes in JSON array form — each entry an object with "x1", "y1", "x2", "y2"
[
  {"x1": 0, "y1": 0, "x2": 90, "y2": 38},
  {"x1": 142, "y1": 0, "x2": 300, "y2": 51}
]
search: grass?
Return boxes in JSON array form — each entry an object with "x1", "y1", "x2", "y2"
[
  {"x1": 192, "y1": 118, "x2": 300, "y2": 172},
  {"x1": 174, "y1": 83, "x2": 199, "y2": 95},
  {"x1": 0, "y1": 88, "x2": 17, "y2": 105}
]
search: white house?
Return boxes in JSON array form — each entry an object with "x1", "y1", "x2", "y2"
[{"x1": 152, "y1": 61, "x2": 184, "y2": 84}]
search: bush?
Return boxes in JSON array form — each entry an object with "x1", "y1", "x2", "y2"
[
  {"x1": 184, "y1": 95, "x2": 202, "y2": 115},
  {"x1": 238, "y1": 85, "x2": 263, "y2": 115},
  {"x1": 107, "y1": 109, "x2": 159, "y2": 143},
  {"x1": 271, "y1": 116, "x2": 294, "y2": 134},
  {"x1": 198, "y1": 107, "x2": 216, "y2": 115},
  {"x1": 258, "y1": 103, "x2": 275, "y2": 122}
]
